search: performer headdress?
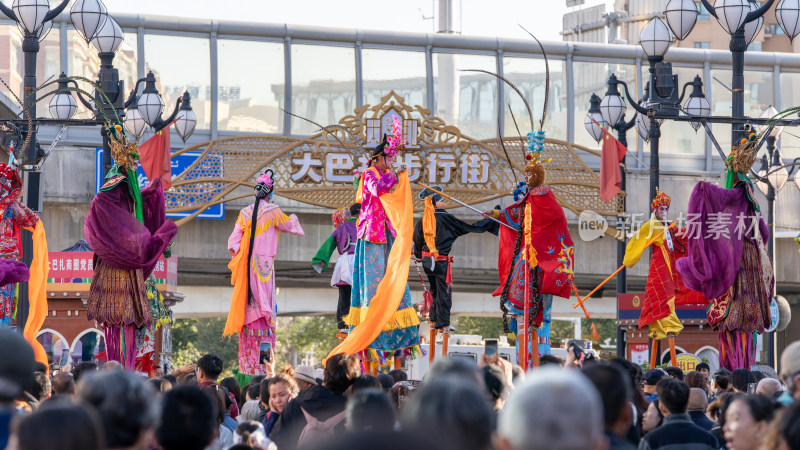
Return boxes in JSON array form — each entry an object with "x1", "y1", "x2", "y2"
[
  {"x1": 0, "y1": 163, "x2": 22, "y2": 205},
  {"x1": 651, "y1": 188, "x2": 671, "y2": 210},
  {"x1": 418, "y1": 185, "x2": 444, "y2": 204},
  {"x1": 332, "y1": 209, "x2": 349, "y2": 228},
  {"x1": 369, "y1": 116, "x2": 406, "y2": 165},
  {"x1": 254, "y1": 169, "x2": 275, "y2": 199}
]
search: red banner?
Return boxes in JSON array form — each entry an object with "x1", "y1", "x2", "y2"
[{"x1": 47, "y1": 251, "x2": 177, "y2": 292}]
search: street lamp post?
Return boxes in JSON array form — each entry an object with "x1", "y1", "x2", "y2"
[{"x1": 0, "y1": 0, "x2": 196, "y2": 334}]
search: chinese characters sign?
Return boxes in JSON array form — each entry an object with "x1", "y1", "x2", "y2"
[{"x1": 47, "y1": 251, "x2": 178, "y2": 292}]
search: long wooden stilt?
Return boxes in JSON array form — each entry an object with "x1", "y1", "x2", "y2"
[
  {"x1": 649, "y1": 340, "x2": 659, "y2": 369},
  {"x1": 441, "y1": 328, "x2": 449, "y2": 358},
  {"x1": 394, "y1": 356, "x2": 402, "y2": 370},
  {"x1": 668, "y1": 334, "x2": 677, "y2": 367},
  {"x1": 530, "y1": 326, "x2": 539, "y2": 368},
  {"x1": 336, "y1": 331, "x2": 348, "y2": 344},
  {"x1": 522, "y1": 267, "x2": 531, "y2": 370},
  {"x1": 429, "y1": 324, "x2": 437, "y2": 366},
  {"x1": 371, "y1": 365, "x2": 378, "y2": 376}
]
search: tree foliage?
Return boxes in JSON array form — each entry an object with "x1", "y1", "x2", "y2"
[{"x1": 171, "y1": 318, "x2": 239, "y2": 379}]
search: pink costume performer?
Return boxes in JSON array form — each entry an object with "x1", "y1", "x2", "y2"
[{"x1": 225, "y1": 170, "x2": 304, "y2": 376}]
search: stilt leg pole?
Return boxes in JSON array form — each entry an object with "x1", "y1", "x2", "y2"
[
  {"x1": 530, "y1": 326, "x2": 539, "y2": 368},
  {"x1": 394, "y1": 356, "x2": 402, "y2": 370},
  {"x1": 668, "y1": 333, "x2": 677, "y2": 367},
  {"x1": 442, "y1": 328, "x2": 449, "y2": 358},
  {"x1": 429, "y1": 323, "x2": 437, "y2": 366},
  {"x1": 649, "y1": 339, "x2": 659, "y2": 369}
]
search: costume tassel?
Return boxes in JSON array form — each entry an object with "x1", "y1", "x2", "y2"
[{"x1": 422, "y1": 196, "x2": 439, "y2": 258}]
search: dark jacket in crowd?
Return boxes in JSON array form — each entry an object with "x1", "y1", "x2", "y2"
[
  {"x1": 269, "y1": 385, "x2": 346, "y2": 450},
  {"x1": 607, "y1": 430, "x2": 637, "y2": 450},
  {"x1": 262, "y1": 410, "x2": 280, "y2": 436},
  {"x1": 637, "y1": 413, "x2": 718, "y2": 450},
  {"x1": 688, "y1": 410, "x2": 714, "y2": 431}
]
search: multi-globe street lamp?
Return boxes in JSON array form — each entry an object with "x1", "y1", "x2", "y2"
[
  {"x1": 0, "y1": 0, "x2": 197, "y2": 333},
  {"x1": 587, "y1": 0, "x2": 800, "y2": 367}
]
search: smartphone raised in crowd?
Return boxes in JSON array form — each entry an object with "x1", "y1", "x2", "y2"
[
  {"x1": 259, "y1": 342, "x2": 272, "y2": 366},
  {"x1": 484, "y1": 339, "x2": 499, "y2": 364},
  {"x1": 59, "y1": 348, "x2": 70, "y2": 367}
]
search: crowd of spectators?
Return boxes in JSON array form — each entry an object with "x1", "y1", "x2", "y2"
[{"x1": 1, "y1": 327, "x2": 800, "y2": 450}]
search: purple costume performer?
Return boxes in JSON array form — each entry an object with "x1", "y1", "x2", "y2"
[
  {"x1": 676, "y1": 180, "x2": 773, "y2": 370},
  {"x1": 312, "y1": 204, "x2": 360, "y2": 330},
  {"x1": 85, "y1": 171, "x2": 177, "y2": 370}
]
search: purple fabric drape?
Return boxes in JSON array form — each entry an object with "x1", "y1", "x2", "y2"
[
  {"x1": 104, "y1": 324, "x2": 137, "y2": 370},
  {"x1": 0, "y1": 259, "x2": 28, "y2": 285},
  {"x1": 84, "y1": 178, "x2": 177, "y2": 277},
  {"x1": 675, "y1": 181, "x2": 769, "y2": 300}
]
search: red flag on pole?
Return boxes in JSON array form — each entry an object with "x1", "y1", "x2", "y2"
[
  {"x1": 597, "y1": 121, "x2": 627, "y2": 203},
  {"x1": 138, "y1": 124, "x2": 175, "y2": 190},
  {"x1": 591, "y1": 322, "x2": 600, "y2": 341}
]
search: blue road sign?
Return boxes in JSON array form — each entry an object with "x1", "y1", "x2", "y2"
[{"x1": 95, "y1": 148, "x2": 225, "y2": 220}]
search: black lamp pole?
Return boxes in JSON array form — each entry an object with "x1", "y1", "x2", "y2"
[{"x1": 613, "y1": 112, "x2": 634, "y2": 358}]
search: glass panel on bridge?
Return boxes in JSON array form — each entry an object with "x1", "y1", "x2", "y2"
[
  {"x1": 144, "y1": 34, "x2": 212, "y2": 131},
  {"x1": 572, "y1": 61, "x2": 637, "y2": 150},
  {"x1": 290, "y1": 44, "x2": 356, "y2": 135},
  {"x1": 217, "y1": 39, "x2": 284, "y2": 134},
  {"x1": 432, "y1": 53, "x2": 497, "y2": 139},
  {"x1": 67, "y1": 29, "x2": 100, "y2": 120},
  {"x1": 362, "y1": 48, "x2": 426, "y2": 109},
  {"x1": 779, "y1": 72, "x2": 800, "y2": 158},
  {"x1": 502, "y1": 56, "x2": 568, "y2": 140},
  {"x1": 657, "y1": 65, "x2": 708, "y2": 156},
  {"x1": 117, "y1": 32, "x2": 138, "y2": 99}
]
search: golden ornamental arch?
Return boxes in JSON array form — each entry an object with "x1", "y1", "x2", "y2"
[{"x1": 166, "y1": 91, "x2": 624, "y2": 235}]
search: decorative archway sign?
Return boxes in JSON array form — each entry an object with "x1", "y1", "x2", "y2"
[{"x1": 166, "y1": 91, "x2": 624, "y2": 236}]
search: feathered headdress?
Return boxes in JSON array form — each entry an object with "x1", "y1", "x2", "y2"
[{"x1": 107, "y1": 123, "x2": 139, "y2": 172}]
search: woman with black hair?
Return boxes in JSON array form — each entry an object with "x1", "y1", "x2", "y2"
[{"x1": 225, "y1": 169, "x2": 304, "y2": 380}]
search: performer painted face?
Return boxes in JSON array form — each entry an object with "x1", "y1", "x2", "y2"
[{"x1": 655, "y1": 205, "x2": 669, "y2": 221}]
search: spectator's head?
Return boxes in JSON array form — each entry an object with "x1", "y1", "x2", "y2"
[
  {"x1": 724, "y1": 394, "x2": 778, "y2": 450},
  {"x1": 148, "y1": 377, "x2": 172, "y2": 394},
  {"x1": 687, "y1": 387, "x2": 708, "y2": 412},
  {"x1": 388, "y1": 369, "x2": 408, "y2": 383},
  {"x1": 378, "y1": 373, "x2": 394, "y2": 391},
  {"x1": 259, "y1": 377, "x2": 271, "y2": 410},
  {"x1": 538, "y1": 354, "x2": 564, "y2": 367},
  {"x1": 10, "y1": 402, "x2": 104, "y2": 450},
  {"x1": 582, "y1": 364, "x2": 632, "y2": 437},
  {"x1": 402, "y1": 377, "x2": 493, "y2": 450},
  {"x1": 731, "y1": 368, "x2": 755, "y2": 393},
  {"x1": 157, "y1": 385, "x2": 217, "y2": 450},
  {"x1": 696, "y1": 362, "x2": 711, "y2": 379},
  {"x1": 751, "y1": 370, "x2": 766, "y2": 383},
  {"x1": 294, "y1": 365, "x2": 317, "y2": 390},
  {"x1": 26, "y1": 371, "x2": 50, "y2": 402},
  {"x1": 482, "y1": 364, "x2": 508, "y2": 409},
  {"x1": 643, "y1": 398, "x2": 664, "y2": 433},
  {"x1": 496, "y1": 368, "x2": 605, "y2": 450},
  {"x1": 238, "y1": 399, "x2": 262, "y2": 423},
  {"x1": 643, "y1": 369, "x2": 666, "y2": 394},
  {"x1": 714, "y1": 368, "x2": 732, "y2": 392},
  {"x1": 780, "y1": 341, "x2": 800, "y2": 399},
  {"x1": 72, "y1": 361, "x2": 98, "y2": 385},
  {"x1": 324, "y1": 354, "x2": 361, "y2": 395},
  {"x1": 102, "y1": 360, "x2": 122, "y2": 371},
  {"x1": 346, "y1": 388, "x2": 396, "y2": 432},
  {"x1": 243, "y1": 383, "x2": 260, "y2": 402},
  {"x1": 353, "y1": 374, "x2": 382, "y2": 393},
  {"x1": 77, "y1": 369, "x2": 157, "y2": 450},
  {"x1": 220, "y1": 377, "x2": 242, "y2": 404},
  {"x1": 233, "y1": 420, "x2": 269, "y2": 448},
  {"x1": 51, "y1": 372, "x2": 76, "y2": 396},
  {"x1": 425, "y1": 356, "x2": 482, "y2": 388},
  {"x1": 268, "y1": 370, "x2": 299, "y2": 414},
  {"x1": 779, "y1": 401, "x2": 800, "y2": 450},
  {"x1": 685, "y1": 371, "x2": 709, "y2": 394},
  {"x1": 0, "y1": 331, "x2": 37, "y2": 404},
  {"x1": 756, "y1": 377, "x2": 783, "y2": 397},
  {"x1": 708, "y1": 392, "x2": 735, "y2": 425},
  {"x1": 656, "y1": 377, "x2": 690, "y2": 415},
  {"x1": 664, "y1": 366, "x2": 684, "y2": 381},
  {"x1": 196, "y1": 354, "x2": 223, "y2": 383}
]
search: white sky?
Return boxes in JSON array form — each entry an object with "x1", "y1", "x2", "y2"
[{"x1": 102, "y1": 0, "x2": 617, "y2": 42}]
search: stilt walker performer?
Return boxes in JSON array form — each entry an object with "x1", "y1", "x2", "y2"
[
  {"x1": 311, "y1": 203, "x2": 360, "y2": 340},
  {"x1": 327, "y1": 116, "x2": 423, "y2": 372},
  {"x1": 413, "y1": 186, "x2": 498, "y2": 362},
  {"x1": 624, "y1": 189, "x2": 706, "y2": 368},
  {"x1": 677, "y1": 130, "x2": 773, "y2": 370},
  {"x1": 225, "y1": 170, "x2": 304, "y2": 382}
]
